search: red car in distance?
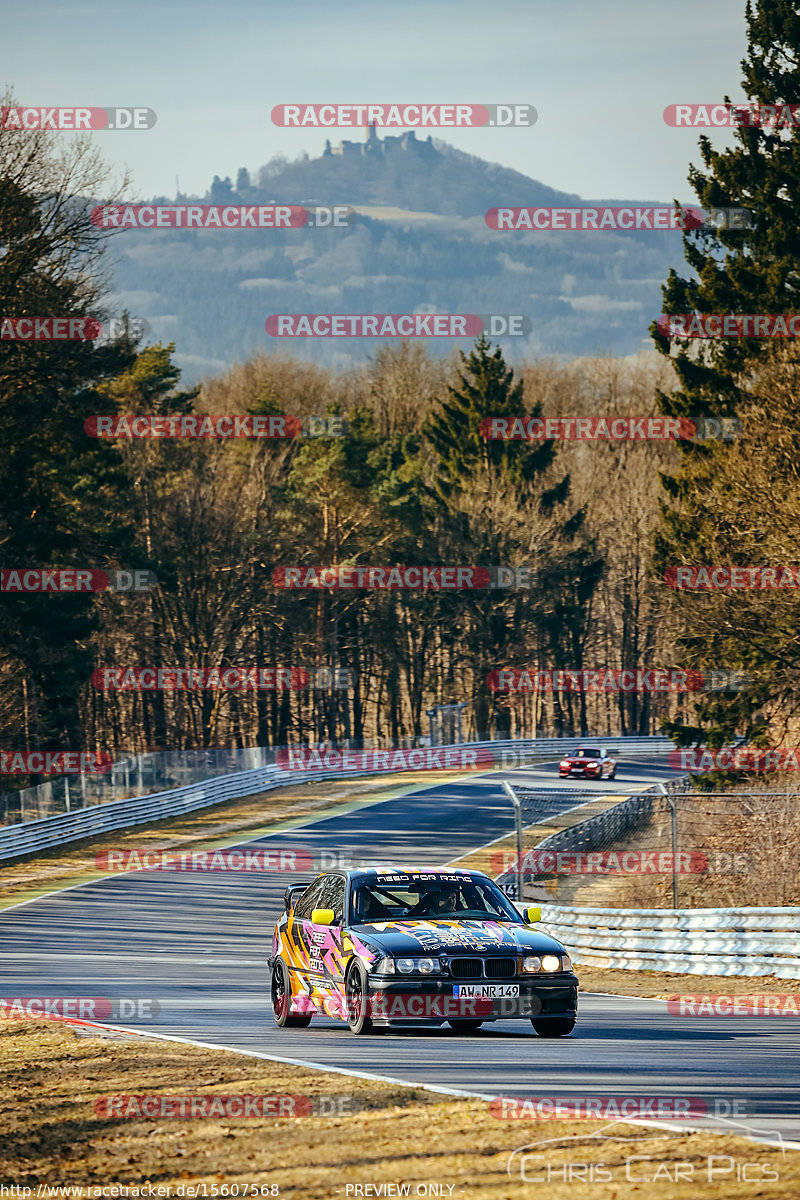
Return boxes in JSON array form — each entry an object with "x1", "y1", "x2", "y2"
[{"x1": 558, "y1": 746, "x2": 617, "y2": 780}]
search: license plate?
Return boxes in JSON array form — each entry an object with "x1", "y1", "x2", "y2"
[{"x1": 452, "y1": 984, "x2": 519, "y2": 998}]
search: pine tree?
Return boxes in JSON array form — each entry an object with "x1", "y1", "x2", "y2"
[
  {"x1": 653, "y1": 0, "x2": 800, "y2": 746},
  {"x1": 422, "y1": 336, "x2": 601, "y2": 737},
  {"x1": 0, "y1": 94, "x2": 143, "y2": 769}
]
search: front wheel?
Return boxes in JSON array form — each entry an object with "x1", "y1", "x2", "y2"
[
  {"x1": 531, "y1": 1017, "x2": 575, "y2": 1037},
  {"x1": 608, "y1": 766, "x2": 616, "y2": 779},
  {"x1": 345, "y1": 960, "x2": 374, "y2": 1035},
  {"x1": 271, "y1": 958, "x2": 312, "y2": 1028},
  {"x1": 448, "y1": 1019, "x2": 483, "y2": 1033}
]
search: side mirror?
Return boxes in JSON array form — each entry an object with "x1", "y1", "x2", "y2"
[
  {"x1": 524, "y1": 906, "x2": 542, "y2": 923},
  {"x1": 284, "y1": 884, "x2": 305, "y2": 911},
  {"x1": 311, "y1": 907, "x2": 335, "y2": 926}
]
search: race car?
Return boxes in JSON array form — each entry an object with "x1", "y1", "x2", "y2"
[
  {"x1": 558, "y1": 746, "x2": 616, "y2": 779},
  {"x1": 269, "y1": 865, "x2": 578, "y2": 1036}
]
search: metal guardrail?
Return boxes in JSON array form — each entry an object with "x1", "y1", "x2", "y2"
[
  {"x1": 498, "y1": 774, "x2": 692, "y2": 903},
  {"x1": 537, "y1": 903, "x2": 800, "y2": 979},
  {"x1": 1, "y1": 735, "x2": 675, "y2": 826},
  {"x1": 0, "y1": 764, "x2": 323, "y2": 863}
]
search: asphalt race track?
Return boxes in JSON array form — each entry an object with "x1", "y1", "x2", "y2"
[{"x1": 1, "y1": 757, "x2": 799, "y2": 1146}]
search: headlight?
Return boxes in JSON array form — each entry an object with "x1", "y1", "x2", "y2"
[
  {"x1": 541, "y1": 953, "x2": 562, "y2": 973},
  {"x1": 396, "y1": 956, "x2": 440, "y2": 974},
  {"x1": 522, "y1": 956, "x2": 541, "y2": 973},
  {"x1": 373, "y1": 957, "x2": 395, "y2": 975},
  {"x1": 560, "y1": 760, "x2": 570, "y2": 767}
]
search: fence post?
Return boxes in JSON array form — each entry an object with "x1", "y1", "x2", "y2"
[
  {"x1": 656, "y1": 783, "x2": 678, "y2": 910},
  {"x1": 501, "y1": 781, "x2": 523, "y2": 902}
]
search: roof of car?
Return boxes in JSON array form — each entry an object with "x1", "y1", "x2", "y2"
[{"x1": 346, "y1": 865, "x2": 486, "y2": 882}]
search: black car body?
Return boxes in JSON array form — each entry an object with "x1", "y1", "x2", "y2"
[{"x1": 270, "y1": 865, "x2": 579, "y2": 1036}]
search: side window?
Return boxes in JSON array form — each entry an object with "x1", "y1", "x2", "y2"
[
  {"x1": 294, "y1": 877, "x2": 327, "y2": 920},
  {"x1": 317, "y1": 874, "x2": 346, "y2": 923}
]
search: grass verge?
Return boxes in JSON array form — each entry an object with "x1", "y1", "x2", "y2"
[{"x1": 1, "y1": 1020, "x2": 797, "y2": 1199}]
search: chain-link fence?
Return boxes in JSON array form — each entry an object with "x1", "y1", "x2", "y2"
[
  {"x1": 500, "y1": 780, "x2": 800, "y2": 909},
  {"x1": 0, "y1": 748, "x2": 275, "y2": 826}
]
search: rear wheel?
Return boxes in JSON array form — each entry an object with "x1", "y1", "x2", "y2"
[
  {"x1": 447, "y1": 1019, "x2": 483, "y2": 1032},
  {"x1": 608, "y1": 765, "x2": 617, "y2": 779},
  {"x1": 531, "y1": 1017, "x2": 575, "y2": 1037},
  {"x1": 345, "y1": 960, "x2": 374, "y2": 1035},
  {"x1": 271, "y1": 958, "x2": 312, "y2": 1028}
]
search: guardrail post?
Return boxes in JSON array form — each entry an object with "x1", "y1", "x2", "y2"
[{"x1": 501, "y1": 780, "x2": 523, "y2": 902}]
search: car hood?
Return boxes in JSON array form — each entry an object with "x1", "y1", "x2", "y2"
[
  {"x1": 348, "y1": 918, "x2": 565, "y2": 956},
  {"x1": 562, "y1": 756, "x2": 598, "y2": 763}
]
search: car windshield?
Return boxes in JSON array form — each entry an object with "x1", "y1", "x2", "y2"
[
  {"x1": 574, "y1": 748, "x2": 600, "y2": 757},
  {"x1": 351, "y1": 875, "x2": 521, "y2": 923}
]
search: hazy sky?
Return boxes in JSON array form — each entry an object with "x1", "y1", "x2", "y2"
[{"x1": 3, "y1": 0, "x2": 749, "y2": 203}]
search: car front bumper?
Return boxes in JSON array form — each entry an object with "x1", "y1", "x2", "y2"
[{"x1": 366, "y1": 973, "x2": 579, "y2": 1024}]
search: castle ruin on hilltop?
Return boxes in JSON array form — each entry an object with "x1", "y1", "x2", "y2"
[{"x1": 323, "y1": 123, "x2": 436, "y2": 159}]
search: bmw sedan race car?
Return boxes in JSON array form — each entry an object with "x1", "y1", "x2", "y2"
[
  {"x1": 269, "y1": 866, "x2": 578, "y2": 1036},
  {"x1": 559, "y1": 746, "x2": 616, "y2": 779}
]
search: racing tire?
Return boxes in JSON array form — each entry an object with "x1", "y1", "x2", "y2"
[
  {"x1": 271, "y1": 957, "x2": 312, "y2": 1028},
  {"x1": 447, "y1": 1020, "x2": 484, "y2": 1032},
  {"x1": 345, "y1": 959, "x2": 374, "y2": 1035},
  {"x1": 531, "y1": 1017, "x2": 576, "y2": 1037},
  {"x1": 608, "y1": 767, "x2": 617, "y2": 779}
]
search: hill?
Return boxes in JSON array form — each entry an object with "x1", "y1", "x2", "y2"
[{"x1": 105, "y1": 131, "x2": 687, "y2": 384}]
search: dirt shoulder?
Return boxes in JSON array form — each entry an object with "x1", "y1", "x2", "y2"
[
  {"x1": 578, "y1": 964, "x2": 800, "y2": 1000},
  {"x1": 1, "y1": 1020, "x2": 796, "y2": 1199}
]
